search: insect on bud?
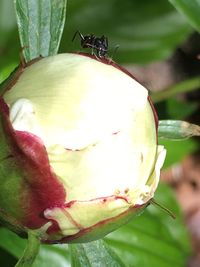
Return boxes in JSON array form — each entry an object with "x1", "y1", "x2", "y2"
[{"x1": 0, "y1": 53, "x2": 166, "y2": 243}]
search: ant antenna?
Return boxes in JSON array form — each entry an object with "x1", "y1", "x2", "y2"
[
  {"x1": 111, "y1": 44, "x2": 119, "y2": 59},
  {"x1": 150, "y1": 198, "x2": 176, "y2": 219},
  {"x1": 108, "y1": 44, "x2": 120, "y2": 63},
  {"x1": 72, "y1": 30, "x2": 84, "y2": 42}
]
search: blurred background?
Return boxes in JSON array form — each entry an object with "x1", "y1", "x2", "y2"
[{"x1": 0, "y1": 0, "x2": 200, "y2": 266}]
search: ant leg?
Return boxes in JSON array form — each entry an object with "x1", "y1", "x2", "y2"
[
  {"x1": 91, "y1": 47, "x2": 100, "y2": 61},
  {"x1": 91, "y1": 47, "x2": 94, "y2": 56},
  {"x1": 86, "y1": 44, "x2": 96, "y2": 58},
  {"x1": 94, "y1": 49, "x2": 102, "y2": 61}
]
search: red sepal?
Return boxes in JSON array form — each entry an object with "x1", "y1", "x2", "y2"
[{"x1": 0, "y1": 97, "x2": 66, "y2": 230}]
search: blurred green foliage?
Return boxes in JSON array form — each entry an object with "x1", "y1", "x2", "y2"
[
  {"x1": 169, "y1": 0, "x2": 200, "y2": 32},
  {"x1": 0, "y1": 1, "x2": 19, "y2": 73},
  {"x1": 160, "y1": 138, "x2": 197, "y2": 168},
  {"x1": 106, "y1": 183, "x2": 191, "y2": 267},
  {"x1": 0, "y1": 0, "x2": 193, "y2": 72}
]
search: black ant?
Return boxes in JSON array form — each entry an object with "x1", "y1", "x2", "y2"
[{"x1": 72, "y1": 31, "x2": 108, "y2": 59}]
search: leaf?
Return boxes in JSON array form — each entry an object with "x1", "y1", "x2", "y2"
[
  {"x1": 0, "y1": 0, "x2": 16, "y2": 34},
  {"x1": 105, "y1": 183, "x2": 191, "y2": 267},
  {"x1": 0, "y1": 63, "x2": 18, "y2": 84},
  {"x1": 0, "y1": 228, "x2": 70, "y2": 267},
  {"x1": 151, "y1": 76, "x2": 200, "y2": 103},
  {"x1": 0, "y1": 0, "x2": 19, "y2": 72},
  {"x1": 14, "y1": 0, "x2": 67, "y2": 62},
  {"x1": 158, "y1": 120, "x2": 200, "y2": 140},
  {"x1": 166, "y1": 99, "x2": 198, "y2": 120},
  {"x1": 70, "y1": 240, "x2": 125, "y2": 267},
  {"x1": 0, "y1": 228, "x2": 26, "y2": 258},
  {"x1": 33, "y1": 244, "x2": 70, "y2": 267},
  {"x1": 169, "y1": 0, "x2": 200, "y2": 32}
]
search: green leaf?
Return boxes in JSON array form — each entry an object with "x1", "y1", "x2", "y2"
[
  {"x1": 169, "y1": 0, "x2": 200, "y2": 32},
  {"x1": 166, "y1": 98, "x2": 198, "y2": 120},
  {"x1": 159, "y1": 138, "x2": 197, "y2": 168},
  {"x1": 0, "y1": 228, "x2": 70, "y2": 267},
  {"x1": 0, "y1": 228, "x2": 26, "y2": 258},
  {"x1": 0, "y1": 63, "x2": 18, "y2": 84},
  {"x1": 14, "y1": 0, "x2": 67, "y2": 62},
  {"x1": 105, "y1": 183, "x2": 191, "y2": 267},
  {"x1": 151, "y1": 76, "x2": 200, "y2": 103},
  {"x1": 70, "y1": 240, "x2": 125, "y2": 267},
  {"x1": 0, "y1": 0, "x2": 19, "y2": 72},
  {"x1": 0, "y1": 247, "x2": 17, "y2": 267},
  {"x1": 0, "y1": 0, "x2": 16, "y2": 34},
  {"x1": 33, "y1": 244, "x2": 70, "y2": 267}
]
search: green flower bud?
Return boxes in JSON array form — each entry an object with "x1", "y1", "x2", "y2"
[{"x1": 0, "y1": 53, "x2": 166, "y2": 243}]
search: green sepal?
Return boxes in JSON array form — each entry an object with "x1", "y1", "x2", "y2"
[
  {"x1": 158, "y1": 120, "x2": 200, "y2": 140},
  {"x1": 0, "y1": 105, "x2": 26, "y2": 234}
]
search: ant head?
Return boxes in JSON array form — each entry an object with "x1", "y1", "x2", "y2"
[{"x1": 81, "y1": 35, "x2": 95, "y2": 48}]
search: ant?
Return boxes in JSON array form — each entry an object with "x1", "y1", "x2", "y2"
[{"x1": 72, "y1": 31, "x2": 108, "y2": 59}]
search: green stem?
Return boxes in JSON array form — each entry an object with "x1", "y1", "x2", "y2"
[
  {"x1": 15, "y1": 231, "x2": 40, "y2": 267},
  {"x1": 151, "y1": 76, "x2": 200, "y2": 103}
]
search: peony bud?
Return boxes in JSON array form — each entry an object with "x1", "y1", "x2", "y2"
[{"x1": 0, "y1": 53, "x2": 166, "y2": 243}]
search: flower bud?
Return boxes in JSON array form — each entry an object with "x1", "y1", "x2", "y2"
[{"x1": 0, "y1": 53, "x2": 166, "y2": 243}]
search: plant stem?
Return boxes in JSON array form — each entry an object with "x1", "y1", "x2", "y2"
[
  {"x1": 151, "y1": 76, "x2": 200, "y2": 103},
  {"x1": 15, "y1": 231, "x2": 40, "y2": 267}
]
